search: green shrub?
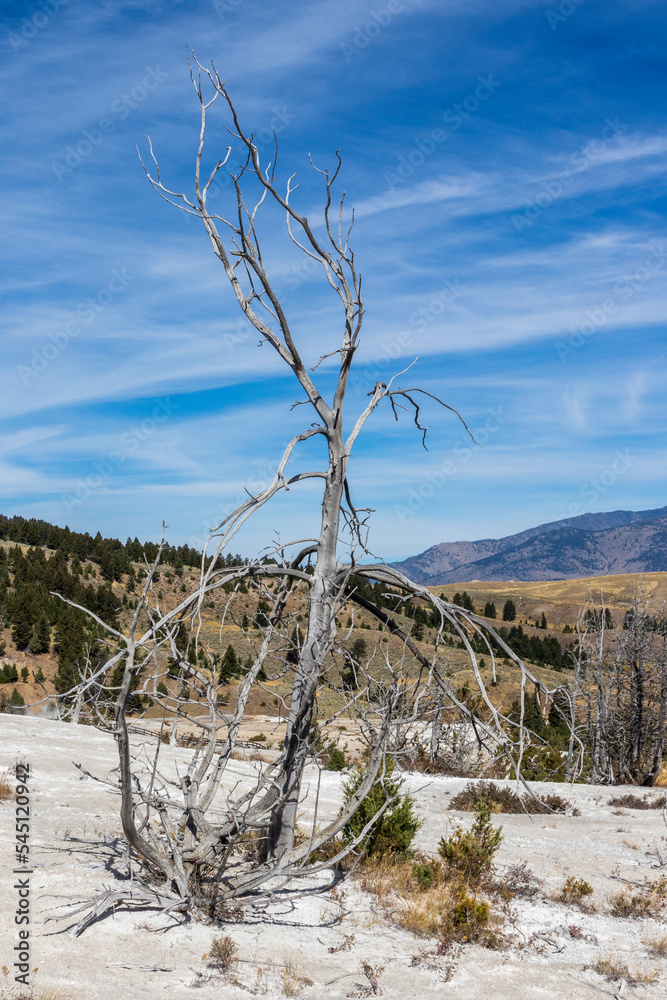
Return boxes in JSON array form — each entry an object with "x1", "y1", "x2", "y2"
[
  {"x1": 450, "y1": 892, "x2": 489, "y2": 932},
  {"x1": 519, "y1": 744, "x2": 568, "y2": 782},
  {"x1": 342, "y1": 757, "x2": 421, "y2": 858},
  {"x1": 327, "y1": 744, "x2": 347, "y2": 771},
  {"x1": 412, "y1": 860, "x2": 439, "y2": 890},
  {"x1": 438, "y1": 800, "x2": 503, "y2": 889},
  {"x1": 156, "y1": 680, "x2": 169, "y2": 696},
  {"x1": 8, "y1": 688, "x2": 25, "y2": 707},
  {"x1": 558, "y1": 876, "x2": 594, "y2": 906}
]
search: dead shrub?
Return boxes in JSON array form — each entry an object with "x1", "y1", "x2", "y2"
[
  {"x1": 450, "y1": 780, "x2": 570, "y2": 815},
  {"x1": 193, "y1": 867, "x2": 245, "y2": 922},
  {"x1": 207, "y1": 934, "x2": 237, "y2": 972},
  {"x1": 502, "y1": 862, "x2": 540, "y2": 897},
  {"x1": 346, "y1": 961, "x2": 385, "y2": 998},
  {"x1": 608, "y1": 793, "x2": 667, "y2": 810},
  {"x1": 558, "y1": 876, "x2": 594, "y2": 908},
  {"x1": 402, "y1": 745, "x2": 484, "y2": 777},
  {"x1": 328, "y1": 933, "x2": 355, "y2": 953},
  {"x1": 591, "y1": 954, "x2": 660, "y2": 986},
  {"x1": 610, "y1": 877, "x2": 667, "y2": 919}
]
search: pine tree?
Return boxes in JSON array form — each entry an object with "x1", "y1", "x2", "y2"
[
  {"x1": 342, "y1": 757, "x2": 421, "y2": 857},
  {"x1": 286, "y1": 626, "x2": 302, "y2": 665},
  {"x1": 484, "y1": 601, "x2": 497, "y2": 619},
  {"x1": 53, "y1": 609, "x2": 86, "y2": 694},
  {"x1": 8, "y1": 688, "x2": 25, "y2": 708},
  {"x1": 219, "y1": 644, "x2": 239, "y2": 683},
  {"x1": 540, "y1": 612, "x2": 547, "y2": 629},
  {"x1": 30, "y1": 615, "x2": 51, "y2": 655},
  {"x1": 11, "y1": 599, "x2": 33, "y2": 650},
  {"x1": 502, "y1": 599, "x2": 516, "y2": 622},
  {"x1": 461, "y1": 591, "x2": 475, "y2": 612}
]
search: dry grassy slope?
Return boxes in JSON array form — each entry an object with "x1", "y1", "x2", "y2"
[
  {"x1": 5, "y1": 556, "x2": 665, "y2": 721},
  {"x1": 428, "y1": 571, "x2": 667, "y2": 626}
]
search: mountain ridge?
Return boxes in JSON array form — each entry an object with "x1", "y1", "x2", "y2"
[{"x1": 392, "y1": 505, "x2": 667, "y2": 584}]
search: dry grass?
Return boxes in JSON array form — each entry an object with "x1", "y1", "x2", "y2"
[
  {"x1": 0, "y1": 771, "x2": 12, "y2": 801},
  {"x1": 396, "y1": 884, "x2": 458, "y2": 937},
  {"x1": 592, "y1": 954, "x2": 660, "y2": 986},
  {"x1": 355, "y1": 854, "x2": 505, "y2": 950},
  {"x1": 35, "y1": 991, "x2": 78, "y2": 1000},
  {"x1": 643, "y1": 933, "x2": 667, "y2": 958},
  {"x1": 610, "y1": 877, "x2": 667, "y2": 919},
  {"x1": 281, "y1": 955, "x2": 313, "y2": 997},
  {"x1": 0, "y1": 987, "x2": 76, "y2": 1000}
]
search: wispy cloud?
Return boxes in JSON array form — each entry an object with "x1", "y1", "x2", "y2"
[{"x1": 1, "y1": 0, "x2": 665, "y2": 558}]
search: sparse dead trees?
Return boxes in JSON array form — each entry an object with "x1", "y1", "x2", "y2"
[{"x1": 574, "y1": 590, "x2": 667, "y2": 784}]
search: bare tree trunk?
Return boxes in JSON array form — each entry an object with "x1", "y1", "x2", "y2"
[{"x1": 430, "y1": 691, "x2": 443, "y2": 762}]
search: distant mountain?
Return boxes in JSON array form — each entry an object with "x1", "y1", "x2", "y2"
[{"x1": 392, "y1": 506, "x2": 667, "y2": 584}]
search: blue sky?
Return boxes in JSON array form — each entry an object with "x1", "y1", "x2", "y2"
[{"x1": 1, "y1": 0, "x2": 666, "y2": 561}]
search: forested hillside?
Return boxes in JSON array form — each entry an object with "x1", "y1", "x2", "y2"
[
  {"x1": 0, "y1": 515, "x2": 245, "y2": 710},
  {"x1": 1, "y1": 514, "x2": 608, "y2": 717}
]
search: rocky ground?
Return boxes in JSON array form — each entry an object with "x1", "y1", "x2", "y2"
[{"x1": 1, "y1": 713, "x2": 667, "y2": 999}]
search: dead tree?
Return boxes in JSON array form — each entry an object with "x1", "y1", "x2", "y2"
[{"x1": 41, "y1": 55, "x2": 577, "y2": 931}]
